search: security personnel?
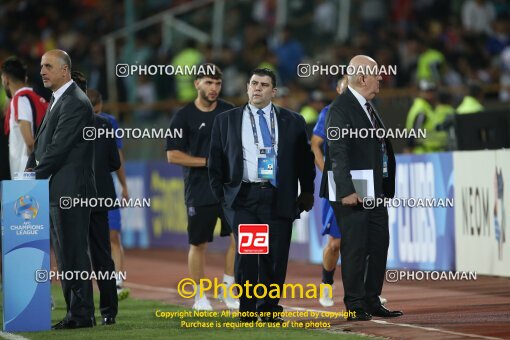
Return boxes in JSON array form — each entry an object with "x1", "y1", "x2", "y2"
[
  {"x1": 433, "y1": 91, "x2": 455, "y2": 150},
  {"x1": 416, "y1": 42, "x2": 445, "y2": 82},
  {"x1": 457, "y1": 84, "x2": 484, "y2": 114},
  {"x1": 405, "y1": 80, "x2": 445, "y2": 153},
  {"x1": 171, "y1": 41, "x2": 203, "y2": 101}
]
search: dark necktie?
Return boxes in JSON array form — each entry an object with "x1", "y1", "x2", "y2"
[
  {"x1": 365, "y1": 101, "x2": 379, "y2": 129},
  {"x1": 257, "y1": 109, "x2": 277, "y2": 186},
  {"x1": 37, "y1": 95, "x2": 55, "y2": 136},
  {"x1": 47, "y1": 95, "x2": 55, "y2": 113}
]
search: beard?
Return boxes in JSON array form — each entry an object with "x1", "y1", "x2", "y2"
[{"x1": 199, "y1": 89, "x2": 217, "y2": 104}]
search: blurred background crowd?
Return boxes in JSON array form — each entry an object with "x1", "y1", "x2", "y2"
[{"x1": 1, "y1": 0, "x2": 509, "y2": 158}]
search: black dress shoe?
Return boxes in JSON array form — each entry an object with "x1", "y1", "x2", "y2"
[
  {"x1": 370, "y1": 305, "x2": 403, "y2": 318},
  {"x1": 52, "y1": 318, "x2": 94, "y2": 330},
  {"x1": 51, "y1": 320, "x2": 67, "y2": 330},
  {"x1": 260, "y1": 316, "x2": 285, "y2": 323},
  {"x1": 347, "y1": 310, "x2": 372, "y2": 321},
  {"x1": 102, "y1": 316, "x2": 116, "y2": 325}
]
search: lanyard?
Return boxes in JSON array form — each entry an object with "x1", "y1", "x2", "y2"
[{"x1": 246, "y1": 104, "x2": 276, "y2": 148}]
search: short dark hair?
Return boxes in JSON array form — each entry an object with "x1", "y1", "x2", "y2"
[
  {"x1": 195, "y1": 63, "x2": 222, "y2": 80},
  {"x1": 1, "y1": 56, "x2": 27, "y2": 82},
  {"x1": 71, "y1": 71, "x2": 87, "y2": 92},
  {"x1": 249, "y1": 68, "x2": 276, "y2": 87}
]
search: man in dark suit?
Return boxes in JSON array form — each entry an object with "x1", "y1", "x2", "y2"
[
  {"x1": 73, "y1": 80, "x2": 120, "y2": 325},
  {"x1": 208, "y1": 68, "x2": 315, "y2": 322},
  {"x1": 74, "y1": 75, "x2": 120, "y2": 325},
  {"x1": 89, "y1": 105, "x2": 120, "y2": 325},
  {"x1": 320, "y1": 55, "x2": 402, "y2": 321},
  {"x1": 27, "y1": 49, "x2": 96, "y2": 329}
]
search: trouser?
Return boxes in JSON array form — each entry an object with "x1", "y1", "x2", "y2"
[
  {"x1": 331, "y1": 203, "x2": 389, "y2": 311},
  {"x1": 232, "y1": 183, "x2": 293, "y2": 313},
  {"x1": 89, "y1": 210, "x2": 118, "y2": 317},
  {"x1": 50, "y1": 206, "x2": 94, "y2": 322}
]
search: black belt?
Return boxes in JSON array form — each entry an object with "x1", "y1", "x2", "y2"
[{"x1": 242, "y1": 181, "x2": 275, "y2": 189}]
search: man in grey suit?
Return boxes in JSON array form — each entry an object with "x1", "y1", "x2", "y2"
[{"x1": 27, "y1": 49, "x2": 96, "y2": 329}]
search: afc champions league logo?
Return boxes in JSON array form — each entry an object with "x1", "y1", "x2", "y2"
[{"x1": 14, "y1": 195, "x2": 40, "y2": 220}]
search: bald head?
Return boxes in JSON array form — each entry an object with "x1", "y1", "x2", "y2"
[
  {"x1": 347, "y1": 55, "x2": 377, "y2": 84},
  {"x1": 45, "y1": 50, "x2": 72, "y2": 70},
  {"x1": 40, "y1": 49, "x2": 72, "y2": 91},
  {"x1": 347, "y1": 55, "x2": 381, "y2": 100}
]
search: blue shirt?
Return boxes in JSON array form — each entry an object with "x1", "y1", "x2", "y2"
[
  {"x1": 242, "y1": 102, "x2": 279, "y2": 182},
  {"x1": 99, "y1": 112, "x2": 123, "y2": 149},
  {"x1": 312, "y1": 104, "x2": 330, "y2": 142},
  {"x1": 276, "y1": 40, "x2": 304, "y2": 84}
]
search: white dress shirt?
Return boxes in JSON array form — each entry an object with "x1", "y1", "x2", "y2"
[
  {"x1": 50, "y1": 79, "x2": 74, "y2": 110},
  {"x1": 241, "y1": 102, "x2": 279, "y2": 182}
]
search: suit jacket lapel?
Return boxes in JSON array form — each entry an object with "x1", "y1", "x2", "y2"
[
  {"x1": 345, "y1": 89, "x2": 373, "y2": 129},
  {"x1": 36, "y1": 100, "x2": 59, "y2": 139},
  {"x1": 274, "y1": 105, "x2": 286, "y2": 160},
  {"x1": 233, "y1": 106, "x2": 243, "y2": 148},
  {"x1": 35, "y1": 83, "x2": 76, "y2": 140}
]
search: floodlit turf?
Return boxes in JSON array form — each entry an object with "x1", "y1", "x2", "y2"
[{"x1": 1, "y1": 285, "x2": 366, "y2": 339}]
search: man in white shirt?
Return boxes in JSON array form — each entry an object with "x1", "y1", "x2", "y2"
[
  {"x1": 1, "y1": 57, "x2": 34, "y2": 178},
  {"x1": 208, "y1": 68, "x2": 315, "y2": 322}
]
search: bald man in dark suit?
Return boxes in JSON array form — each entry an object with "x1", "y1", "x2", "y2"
[
  {"x1": 27, "y1": 49, "x2": 96, "y2": 329},
  {"x1": 321, "y1": 55, "x2": 402, "y2": 321}
]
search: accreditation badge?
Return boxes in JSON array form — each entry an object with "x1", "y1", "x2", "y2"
[{"x1": 257, "y1": 147, "x2": 276, "y2": 180}]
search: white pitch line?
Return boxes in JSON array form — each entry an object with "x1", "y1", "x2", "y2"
[
  {"x1": 370, "y1": 320, "x2": 502, "y2": 340},
  {"x1": 282, "y1": 305, "x2": 502, "y2": 340},
  {"x1": 126, "y1": 282, "x2": 503, "y2": 340},
  {"x1": 0, "y1": 332, "x2": 29, "y2": 340}
]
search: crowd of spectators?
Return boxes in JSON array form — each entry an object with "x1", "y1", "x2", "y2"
[{"x1": 1, "y1": 0, "x2": 510, "y2": 120}]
